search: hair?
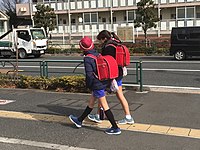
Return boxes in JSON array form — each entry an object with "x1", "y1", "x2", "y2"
[
  {"x1": 110, "y1": 32, "x2": 121, "y2": 43},
  {"x1": 97, "y1": 30, "x2": 121, "y2": 42},
  {"x1": 97, "y1": 30, "x2": 111, "y2": 40}
]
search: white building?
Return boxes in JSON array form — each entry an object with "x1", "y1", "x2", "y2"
[
  {"x1": 0, "y1": 11, "x2": 9, "y2": 36},
  {"x1": 16, "y1": 0, "x2": 200, "y2": 42}
]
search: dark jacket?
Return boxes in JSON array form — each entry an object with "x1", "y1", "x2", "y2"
[
  {"x1": 83, "y1": 49, "x2": 109, "y2": 90},
  {"x1": 101, "y1": 39, "x2": 123, "y2": 80}
]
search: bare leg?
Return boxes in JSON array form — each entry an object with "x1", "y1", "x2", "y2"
[
  {"x1": 98, "y1": 96, "x2": 118, "y2": 129},
  {"x1": 98, "y1": 96, "x2": 109, "y2": 111},
  {"x1": 88, "y1": 95, "x2": 95, "y2": 108},
  {"x1": 116, "y1": 85, "x2": 131, "y2": 115}
]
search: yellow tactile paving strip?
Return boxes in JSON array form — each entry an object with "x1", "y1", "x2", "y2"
[{"x1": 0, "y1": 110, "x2": 200, "y2": 139}]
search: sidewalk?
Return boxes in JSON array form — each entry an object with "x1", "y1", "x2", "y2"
[
  {"x1": 0, "y1": 88, "x2": 199, "y2": 149},
  {"x1": 0, "y1": 87, "x2": 200, "y2": 131}
]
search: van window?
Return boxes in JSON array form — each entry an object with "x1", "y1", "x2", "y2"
[
  {"x1": 176, "y1": 29, "x2": 187, "y2": 39},
  {"x1": 177, "y1": 33, "x2": 187, "y2": 39},
  {"x1": 189, "y1": 32, "x2": 200, "y2": 39}
]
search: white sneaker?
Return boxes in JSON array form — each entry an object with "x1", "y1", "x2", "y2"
[
  {"x1": 117, "y1": 117, "x2": 134, "y2": 125},
  {"x1": 88, "y1": 114, "x2": 102, "y2": 123}
]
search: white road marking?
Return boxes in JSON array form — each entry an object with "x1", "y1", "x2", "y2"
[
  {"x1": 0, "y1": 99, "x2": 15, "y2": 105},
  {"x1": 142, "y1": 60, "x2": 200, "y2": 63},
  {"x1": 0, "y1": 136, "x2": 94, "y2": 150},
  {"x1": 3, "y1": 65, "x2": 200, "y2": 72},
  {"x1": 142, "y1": 68, "x2": 200, "y2": 72},
  {"x1": 124, "y1": 84, "x2": 200, "y2": 90},
  {"x1": 124, "y1": 84, "x2": 200, "y2": 94}
]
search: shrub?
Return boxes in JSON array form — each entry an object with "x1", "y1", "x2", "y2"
[{"x1": 15, "y1": 75, "x2": 89, "y2": 93}]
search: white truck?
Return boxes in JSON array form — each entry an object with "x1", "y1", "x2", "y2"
[{"x1": 0, "y1": 27, "x2": 48, "y2": 59}]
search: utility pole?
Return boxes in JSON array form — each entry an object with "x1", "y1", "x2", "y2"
[
  {"x1": 68, "y1": 0, "x2": 71, "y2": 44},
  {"x1": 110, "y1": 0, "x2": 113, "y2": 32},
  {"x1": 29, "y1": 0, "x2": 34, "y2": 27},
  {"x1": 158, "y1": 3, "x2": 161, "y2": 37}
]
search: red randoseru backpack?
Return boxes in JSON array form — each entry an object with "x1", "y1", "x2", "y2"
[
  {"x1": 86, "y1": 54, "x2": 118, "y2": 81},
  {"x1": 107, "y1": 44, "x2": 130, "y2": 67}
]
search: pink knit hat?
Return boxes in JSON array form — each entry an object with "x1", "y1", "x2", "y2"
[{"x1": 79, "y1": 36, "x2": 94, "y2": 51}]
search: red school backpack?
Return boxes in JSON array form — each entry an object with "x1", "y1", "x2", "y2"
[
  {"x1": 107, "y1": 43, "x2": 130, "y2": 67},
  {"x1": 86, "y1": 54, "x2": 118, "y2": 81}
]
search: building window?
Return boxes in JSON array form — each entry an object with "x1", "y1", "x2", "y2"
[
  {"x1": 187, "y1": 7, "x2": 194, "y2": 19},
  {"x1": 63, "y1": 19, "x2": 66, "y2": 24},
  {"x1": 71, "y1": 19, "x2": 75, "y2": 24},
  {"x1": 197, "y1": 13, "x2": 200, "y2": 18},
  {"x1": 84, "y1": 13, "x2": 98, "y2": 24},
  {"x1": 91, "y1": 13, "x2": 97, "y2": 23},
  {"x1": 127, "y1": 10, "x2": 134, "y2": 22},
  {"x1": 84, "y1": 14, "x2": 90, "y2": 23},
  {"x1": 171, "y1": 14, "x2": 176, "y2": 19},
  {"x1": 102, "y1": 18, "x2": 106, "y2": 22},
  {"x1": 177, "y1": 8, "x2": 185, "y2": 19},
  {"x1": 177, "y1": 7, "x2": 194, "y2": 19},
  {"x1": 113, "y1": 17, "x2": 116, "y2": 23},
  {"x1": 0, "y1": 21, "x2": 4, "y2": 32}
]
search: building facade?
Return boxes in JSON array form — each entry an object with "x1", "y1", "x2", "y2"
[
  {"x1": 16, "y1": 0, "x2": 200, "y2": 42},
  {"x1": 0, "y1": 11, "x2": 9, "y2": 36}
]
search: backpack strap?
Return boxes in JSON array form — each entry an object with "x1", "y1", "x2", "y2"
[
  {"x1": 105, "y1": 43, "x2": 117, "y2": 49},
  {"x1": 86, "y1": 54, "x2": 97, "y2": 59},
  {"x1": 85, "y1": 54, "x2": 99, "y2": 79},
  {"x1": 85, "y1": 54, "x2": 101, "y2": 60}
]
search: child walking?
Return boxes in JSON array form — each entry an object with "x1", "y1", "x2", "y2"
[
  {"x1": 88, "y1": 30, "x2": 134, "y2": 124},
  {"x1": 69, "y1": 36, "x2": 121, "y2": 135}
]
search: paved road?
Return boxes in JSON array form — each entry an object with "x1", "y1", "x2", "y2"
[
  {"x1": 1, "y1": 55, "x2": 200, "y2": 88},
  {"x1": 3, "y1": 55, "x2": 200, "y2": 90},
  {"x1": 0, "y1": 88, "x2": 199, "y2": 149}
]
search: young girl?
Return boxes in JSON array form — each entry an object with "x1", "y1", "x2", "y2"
[
  {"x1": 69, "y1": 36, "x2": 121, "y2": 135},
  {"x1": 88, "y1": 30, "x2": 134, "y2": 125}
]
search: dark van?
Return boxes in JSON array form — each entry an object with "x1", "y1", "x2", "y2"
[{"x1": 170, "y1": 27, "x2": 200, "y2": 60}]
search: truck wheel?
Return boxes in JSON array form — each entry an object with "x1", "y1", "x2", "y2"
[
  {"x1": 174, "y1": 50, "x2": 186, "y2": 61},
  {"x1": 18, "y1": 49, "x2": 27, "y2": 59}
]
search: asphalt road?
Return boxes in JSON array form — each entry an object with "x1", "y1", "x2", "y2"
[{"x1": 1, "y1": 55, "x2": 200, "y2": 88}]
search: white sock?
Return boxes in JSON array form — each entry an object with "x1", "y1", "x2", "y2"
[{"x1": 126, "y1": 115, "x2": 132, "y2": 119}]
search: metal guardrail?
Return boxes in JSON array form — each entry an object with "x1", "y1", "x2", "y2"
[{"x1": 0, "y1": 60, "x2": 143, "y2": 91}]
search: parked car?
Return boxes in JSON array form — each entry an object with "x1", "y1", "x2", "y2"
[{"x1": 170, "y1": 26, "x2": 200, "y2": 60}]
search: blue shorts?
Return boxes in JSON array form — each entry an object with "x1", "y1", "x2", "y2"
[
  {"x1": 116, "y1": 79, "x2": 122, "y2": 86},
  {"x1": 93, "y1": 89, "x2": 105, "y2": 98}
]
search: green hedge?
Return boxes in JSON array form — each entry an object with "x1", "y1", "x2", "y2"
[
  {"x1": 0, "y1": 75, "x2": 90, "y2": 93},
  {"x1": 47, "y1": 42, "x2": 170, "y2": 55}
]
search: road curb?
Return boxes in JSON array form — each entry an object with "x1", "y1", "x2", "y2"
[{"x1": 123, "y1": 84, "x2": 200, "y2": 94}]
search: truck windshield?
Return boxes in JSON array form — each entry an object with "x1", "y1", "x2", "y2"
[{"x1": 30, "y1": 29, "x2": 46, "y2": 39}]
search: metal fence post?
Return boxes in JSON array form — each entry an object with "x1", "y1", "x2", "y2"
[
  {"x1": 40, "y1": 61, "x2": 44, "y2": 77},
  {"x1": 139, "y1": 61, "x2": 143, "y2": 92},
  {"x1": 44, "y1": 61, "x2": 48, "y2": 78},
  {"x1": 136, "y1": 62, "x2": 138, "y2": 83},
  {"x1": 42, "y1": 61, "x2": 46, "y2": 77}
]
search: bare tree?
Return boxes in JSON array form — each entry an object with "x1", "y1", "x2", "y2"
[{"x1": 0, "y1": 0, "x2": 26, "y2": 28}]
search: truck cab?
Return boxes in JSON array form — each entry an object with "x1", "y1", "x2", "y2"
[{"x1": 0, "y1": 27, "x2": 48, "y2": 59}]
